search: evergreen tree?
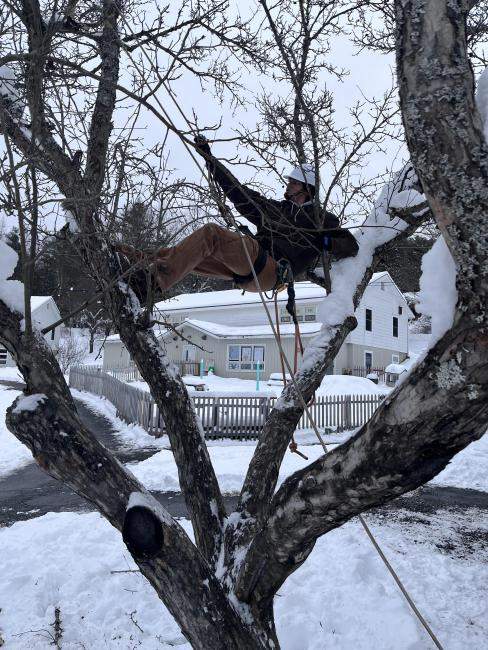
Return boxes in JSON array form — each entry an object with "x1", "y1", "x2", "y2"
[{"x1": 377, "y1": 235, "x2": 434, "y2": 293}]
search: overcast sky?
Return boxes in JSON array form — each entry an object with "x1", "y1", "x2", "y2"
[{"x1": 0, "y1": 5, "x2": 405, "y2": 235}]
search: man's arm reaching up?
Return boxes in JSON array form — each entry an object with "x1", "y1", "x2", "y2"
[{"x1": 194, "y1": 135, "x2": 281, "y2": 227}]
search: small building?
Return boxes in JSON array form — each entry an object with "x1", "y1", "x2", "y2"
[
  {"x1": 102, "y1": 273, "x2": 413, "y2": 378},
  {"x1": 385, "y1": 356, "x2": 418, "y2": 386},
  {"x1": 160, "y1": 319, "x2": 326, "y2": 380},
  {"x1": 0, "y1": 296, "x2": 61, "y2": 367}
]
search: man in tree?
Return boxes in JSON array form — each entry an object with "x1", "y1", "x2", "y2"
[{"x1": 116, "y1": 136, "x2": 358, "y2": 302}]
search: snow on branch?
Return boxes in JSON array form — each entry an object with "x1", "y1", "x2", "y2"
[
  {"x1": 302, "y1": 164, "x2": 421, "y2": 372},
  {"x1": 417, "y1": 236, "x2": 458, "y2": 346},
  {"x1": 0, "y1": 239, "x2": 25, "y2": 315}
]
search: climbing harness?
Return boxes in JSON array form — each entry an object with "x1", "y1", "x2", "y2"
[
  {"x1": 232, "y1": 246, "x2": 268, "y2": 286},
  {"x1": 116, "y1": 18, "x2": 444, "y2": 649}
]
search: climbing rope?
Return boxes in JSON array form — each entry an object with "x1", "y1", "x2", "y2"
[{"x1": 116, "y1": 18, "x2": 444, "y2": 649}]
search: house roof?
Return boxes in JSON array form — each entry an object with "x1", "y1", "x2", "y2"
[
  {"x1": 154, "y1": 281, "x2": 326, "y2": 313},
  {"x1": 155, "y1": 274, "x2": 400, "y2": 315},
  {"x1": 105, "y1": 330, "x2": 165, "y2": 343},
  {"x1": 31, "y1": 295, "x2": 52, "y2": 311},
  {"x1": 169, "y1": 319, "x2": 322, "y2": 339}
]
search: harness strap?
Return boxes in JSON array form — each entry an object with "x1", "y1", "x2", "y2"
[{"x1": 232, "y1": 246, "x2": 268, "y2": 285}]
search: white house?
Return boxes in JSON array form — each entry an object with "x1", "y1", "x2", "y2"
[
  {"x1": 102, "y1": 272, "x2": 413, "y2": 378},
  {"x1": 0, "y1": 296, "x2": 61, "y2": 366}
]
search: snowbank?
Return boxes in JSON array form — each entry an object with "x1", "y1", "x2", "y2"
[
  {"x1": 129, "y1": 442, "x2": 328, "y2": 494},
  {"x1": 0, "y1": 385, "x2": 33, "y2": 478},
  {"x1": 317, "y1": 374, "x2": 388, "y2": 396},
  {"x1": 430, "y1": 432, "x2": 488, "y2": 492},
  {"x1": 71, "y1": 388, "x2": 171, "y2": 451},
  {"x1": 0, "y1": 510, "x2": 486, "y2": 649},
  {"x1": 127, "y1": 372, "x2": 389, "y2": 398}
]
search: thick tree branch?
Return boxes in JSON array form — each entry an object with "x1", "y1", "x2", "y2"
[
  {"x1": 235, "y1": 166, "x2": 430, "y2": 531},
  {"x1": 235, "y1": 0, "x2": 488, "y2": 606},
  {"x1": 236, "y1": 321, "x2": 488, "y2": 603},
  {"x1": 0, "y1": 301, "x2": 263, "y2": 650},
  {"x1": 83, "y1": 0, "x2": 121, "y2": 203},
  {"x1": 0, "y1": 3, "x2": 227, "y2": 566}
]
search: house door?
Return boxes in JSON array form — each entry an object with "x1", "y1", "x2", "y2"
[
  {"x1": 364, "y1": 351, "x2": 373, "y2": 371},
  {"x1": 182, "y1": 344, "x2": 196, "y2": 362}
]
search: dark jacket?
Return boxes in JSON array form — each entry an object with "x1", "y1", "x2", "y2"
[{"x1": 206, "y1": 156, "x2": 358, "y2": 276}]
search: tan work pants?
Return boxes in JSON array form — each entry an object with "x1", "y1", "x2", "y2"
[{"x1": 120, "y1": 224, "x2": 277, "y2": 294}]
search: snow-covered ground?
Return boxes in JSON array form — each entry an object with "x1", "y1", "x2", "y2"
[
  {"x1": 1, "y1": 359, "x2": 488, "y2": 649},
  {"x1": 73, "y1": 386, "x2": 488, "y2": 495},
  {"x1": 0, "y1": 507, "x2": 487, "y2": 649},
  {"x1": 0, "y1": 382, "x2": 33, "y2": 478},
  {"x1": 128, "y1": 371, "x2": 391, "y2": 397},
  {"x1": 431, "y1": 434, "x2": 488, "y2": 492}
]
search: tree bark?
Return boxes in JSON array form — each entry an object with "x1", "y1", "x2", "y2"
[
  {"x1": 234, "y1": 0, "x2": 488, "y2": 607},
  {"x1": 1, "y1": 0, "x2": 487, "y2": 647}
]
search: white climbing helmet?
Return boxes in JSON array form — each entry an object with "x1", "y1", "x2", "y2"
[{"x1": 286, "y1": 163, "x2": 316, "y2": 186}]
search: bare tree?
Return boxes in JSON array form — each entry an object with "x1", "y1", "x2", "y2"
[
  {"x1": 55, "y1": 331, "x2": 86, "y2": 373},
  {"x1": 0, "y1": 1, "x2": 487, "y2": 648}
]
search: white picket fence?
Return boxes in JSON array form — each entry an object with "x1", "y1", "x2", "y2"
[{"x1": 70, "y1": 365, "x2": 383, "y2": 439}]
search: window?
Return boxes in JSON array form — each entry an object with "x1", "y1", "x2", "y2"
[
  {"x1": 398, "y1": 306, "x2": 403, "y2": 315},
  {"x1": 280, "y1": 307, "x2": 292, "y2": 323},
  {"x1": 380, "y1": 282, "x2": 385, "y2": 291},
  {"x1": 51, "y1": 328, "x2": 55, "y2": 341},
  {"x1": 365, "y1": 351, "x2": 373, "y2": 370},
  {"x1": 240, "y1": 346, "x2": 253, "y2": 370},
  {"x1": 227, "y1": 345, "x2": 265, "y2": 371},
  {"x1": 365, "y1": 308, "x2": 372, "y2": 332},
  {"x1": 253, "y1": 346, "x2": 265, "y2": 366},
  {"x1": 304, "y1": 306, "x2": 317, "y2": 322},
  {"x1": 0, "y1": 347, "x2": 7, "y2": 365},
  {"x1": 393, "y1": 316, "x2": 399, "y2": 338},
  {"x1": 183, "y1": 344, "x2": 197, "y2": 362},
  {"x1": 392, "y1": 354, "x2": 400, "y2": 363},
  {"x1": 280, "y1": 305, "x2": 316, "y2": 323},
  {"x1": 228, "y1": 345, "x2": 240, "y2": 362}
]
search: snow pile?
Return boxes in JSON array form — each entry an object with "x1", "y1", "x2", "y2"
[
  {"x1": 388, "y1": 188, "x2": 425, "y2": 209},
  {"x1": 384, "y1": 363, "x2": 407, "y2": 375},
  {"x1": 71, "y1": 388, "x2": 171, "y2": 451},
  {"x1": 0, "y1": 239, "x2": 24, "y2": 314},
  {"x1": 129, "y1": 443, "x2": 326, "y2": 494},
  {"x1": 317, "y1": 374, "x2": 388, "y2": 396},
  {"x1": 0, "y1": 385, "x2": 33, "y2": 478},
  {"x1": 12, "y1": 393, "x2": 47, "y2": 414},
  {"x1": 0, "y1": 510, "x2": 487, "y2": 649},
  {"x1": 476, "y1": 67, "x2": 488, "y2": 143},
  {"x1": 417, "y1": 236, "x2": 457, "y2": 345}
]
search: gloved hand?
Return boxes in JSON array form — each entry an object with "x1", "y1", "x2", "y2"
[{"x1": 194, "y1": 134, "x2": 211, "y2": 156}]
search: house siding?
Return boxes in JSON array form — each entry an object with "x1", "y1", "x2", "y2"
[
  {"x1": 103, "y1": 340, "x2": 132, "y2": 370},
  {"x1": 160, "y1": 298, "x2": 322, "y2": 328},
  {"x1": 101, "y1": 275, "x2": 411, "y2": 377},
  {"x1": 347, "y1": 280, "x2": 409, "y2": 354},
  {"x1": 1, "y1": 298, "x2": 61, "y2": 367},
  {"x1": 346, "y1": 343, "x2": 407, "y2": 369},
  {"x1": 162, "y1": 324, "x2": 306, "y2": 379}
]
